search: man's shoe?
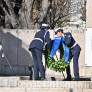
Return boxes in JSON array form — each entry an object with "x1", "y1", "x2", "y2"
[
  {"x1": 63, "y1": 77, "x2": 72, "y2": 81},
  {"x1": 72, "y1": 78, "x2": 80, "y2": 81},
  {"x1": 40, "y1": 77, "x2": 46, "y2": 81},
  {"x1": 34, "y1": 78, "x2": 39, "y2": 80}
]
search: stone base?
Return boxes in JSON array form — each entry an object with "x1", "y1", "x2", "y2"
[{"x1": 0, "y1": 76, "x2": 92, "y2": 92}]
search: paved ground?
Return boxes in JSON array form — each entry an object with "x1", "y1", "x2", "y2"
[{"x1": 0, "y1": 76, "x2": 92, "y2": 92}]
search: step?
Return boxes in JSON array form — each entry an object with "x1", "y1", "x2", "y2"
[
  {"x1": 0, "y1": 88, "x2": 92, "y2": 92},
  {"x1": 0, "y1": 76, "x2": 92, "y2": 89},
  {"x1": 0, "y1": 88, "x2": 70, "y2": 92},
  {"x1": 0, "y1": 87, "x2": 25, "y2": 92},
  {"x1": 18, "y1": 81, "x2": 92, "y2": 89},
  {"x1": 70, "y1": 89, "x2": 92, "y2": 92},
  {"x1": 0, "y1": 77, "x2": 20, "y2": 87}
]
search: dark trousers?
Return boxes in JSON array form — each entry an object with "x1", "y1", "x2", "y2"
[
  {"x1": 66, "y1": 52, "x2": 80, "y2": 79},
  {"x1": 31, "y1": 48, "x2": 45, "y2": 79}
]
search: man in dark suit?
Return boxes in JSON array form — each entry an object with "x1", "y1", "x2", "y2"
[
  {"x1": 29, "y1": 24, "x2": 51, "y2": 80},
  {"x1": 55, "y1": 28, "x2": 81, "y2": 81}
]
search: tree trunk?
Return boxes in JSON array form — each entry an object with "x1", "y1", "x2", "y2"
[
  {"x1": 2, "y1": 0, "x2": 21, "y2": 28},
  {"x1": 19, "y1": 0, "x2": 34, "y2": 29},
  {"x1": 38, "y1": 0, "x2": 50, "y2": 24},
  {"x1": 5, "y1": 15, "x2": 11, "y2": 28}
]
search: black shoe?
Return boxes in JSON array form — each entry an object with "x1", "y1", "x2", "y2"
[
  {"x1": 63, "y1": 77, "x2": 72, "y2": 81},
  {"x1": 34, "y1": 78, "x2": 39, "y2": 80},
  {"x1": 72, "y1": 78, "x2": 80, "y2": 81},
  {"x1": 40, "y1": 77, "x2": 46, "y2": 81}
]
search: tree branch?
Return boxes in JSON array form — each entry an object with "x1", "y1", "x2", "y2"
[
  {"x1": 38, "y1": 0, "x2": 50, "y2": 24},
  {"x1": 2, "y1": 0, "x2": 21, "y2": 28},
  {"x1": 19, "y1": 0, "x2": 34, "y2": 28}
]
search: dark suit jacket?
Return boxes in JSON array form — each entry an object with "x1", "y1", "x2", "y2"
[
  {"x1": 29, "y1": 30, "x2": 51, "y2": 51},
  {"x1": 63, "y1": 32, "x2": 81, "y2": 55}
]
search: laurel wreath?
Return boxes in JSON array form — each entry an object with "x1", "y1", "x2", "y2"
[{"x1": 45, "y1": 42, "x2": 72, "y2": 72}]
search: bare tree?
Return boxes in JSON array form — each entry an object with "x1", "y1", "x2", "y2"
[
  {"x1": 0, "y1": 0, "x2": 86, "y2": 29},
  {"x1": 19, "y1": 0, "x2": 34, "y2": 28},
  {"x1": 2, "y1": 0, "x2": 21, "y2": 28},
  {"x1": 1, "y1": 0, "x2": 50, "y2": 29}
]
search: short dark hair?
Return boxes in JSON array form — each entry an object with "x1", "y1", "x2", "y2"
[
  {"x1": 60, "y1": 29, "x2": 63, "y2": 33},
  {"x1": 55, "y1": 29, "x2": 63, "y2": 34}
]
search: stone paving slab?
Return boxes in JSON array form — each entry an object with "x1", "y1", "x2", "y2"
[
  {"x1": 0, "y1": 88, "x2": 70, "y2": 92},
  {"x1": 83, "y1": 89, "x2": 92, "y2": 92},
  {"x1": 18, "y1": 81, "x2": 92, "y2": 89},
  {"x1": 72, "y1": 89, "x2": 92, "y2": 92},
  {"x1": 0, "y1": 77, "x2": 20, "y2": 87},
  {"x1": 27, "y1": 88, "x2": 70, "y2": 92},
  {"x1": 0, "y1": 77, "x2": 92, "y2": 91},
  {"x1": 0, "y1": 87, "x2": 25, "y2": 92},
  {"x1": 0, "y1": 88, "x2": 92, "y2": 92}
]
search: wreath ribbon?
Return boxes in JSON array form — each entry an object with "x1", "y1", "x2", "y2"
[{"x1": 50, "y1": 37, "x2": 69, "y2": 63}]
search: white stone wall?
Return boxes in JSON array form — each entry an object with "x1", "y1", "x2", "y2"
[{"x1": 0, "y1": 29, "x2": 86, "y2": 78}]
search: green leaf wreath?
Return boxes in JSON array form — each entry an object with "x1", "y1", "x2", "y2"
[{"x1": 45, "y1": 41, "x2": 72, "y2": 72}]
